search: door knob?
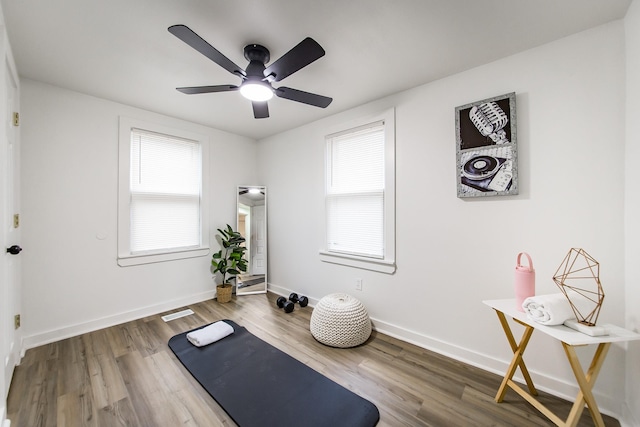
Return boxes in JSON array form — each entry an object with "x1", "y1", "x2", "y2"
[{"x1": 6, "y1": 245, "x2": 22, "y2": 255}]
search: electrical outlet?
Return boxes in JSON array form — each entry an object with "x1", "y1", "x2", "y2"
[
  {"x1": 14, "y1": 314, "x2": 20, "y2": 329},
  {"x1": 355, "y1": 279, "x2": 363, "y2": 291}
]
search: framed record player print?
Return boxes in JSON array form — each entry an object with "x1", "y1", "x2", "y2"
[{"x1": 455, "y1": 92, "x2": 518, "y2": 198}]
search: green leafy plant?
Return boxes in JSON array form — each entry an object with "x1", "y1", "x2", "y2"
[{"x1": 211, "y1": 224, "x2": 248, "y2": 286}]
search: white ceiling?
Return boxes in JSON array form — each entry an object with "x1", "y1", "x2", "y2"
[{"x1": 1, "y1": 0, "x2": 631, "y2": 140}]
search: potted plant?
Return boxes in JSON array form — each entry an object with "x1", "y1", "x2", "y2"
[{"x1": 211, "y1": 224, "x2": 248, "y2": 303}]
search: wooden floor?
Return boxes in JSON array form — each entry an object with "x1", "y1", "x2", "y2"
[{"x1": 7, "y1": 292, "x2": 620, "y2": 427}]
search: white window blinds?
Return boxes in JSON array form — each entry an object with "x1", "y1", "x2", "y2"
[
  {"x1": 326, "y1": 121, "x2": 385, "y2": 258},
  {"x1": 129, "y1": 129, "x2": 202, "y2": 253}
]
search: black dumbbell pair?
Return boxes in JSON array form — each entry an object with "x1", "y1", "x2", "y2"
[{"x1": 276, "y1": 292, "x2": 309, "y2": 313}]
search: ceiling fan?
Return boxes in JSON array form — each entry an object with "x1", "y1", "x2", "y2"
[{"x1": 168, "y1": 25, "x2": 333, "y2": 119}]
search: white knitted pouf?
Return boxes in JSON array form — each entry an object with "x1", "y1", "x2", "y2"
[{"x1": 310, "y1": 293, "x2": 372, "y2": 348}]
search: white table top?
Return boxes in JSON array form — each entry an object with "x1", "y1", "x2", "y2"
[{"x1": 483, "y1": 298, "x2": 640, "y2": 346}]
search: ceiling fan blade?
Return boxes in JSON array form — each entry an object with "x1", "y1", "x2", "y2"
[
  {"x1": 275, "y1": 87, "x2": 332, "y2": 108},
  {"x1": 169, "y1": 25, "x2": 245, "y2": 77},
  {"x1": 176, "y1": 85, "x2": 239, "y2": 94},
  {"x1": 264, "y1": 38, "x2": 325, "y2": 82},
  {"x1": 252, "y1": 101, "x2": 269, "y2": 119}
]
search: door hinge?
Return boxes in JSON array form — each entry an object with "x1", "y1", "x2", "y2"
[
  {"x1": 13, "y1": 213, "x2": 19, "y2": 228},
  {"x1": 14, "y1": 314, "x2": 20, "y2": 329},
  {"x1": 13, "y1": 112, "x2": 19, "y2": 126}
]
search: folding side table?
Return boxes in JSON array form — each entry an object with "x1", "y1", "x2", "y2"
[{"x1": 483, "y1": 298, "x2": 640, "y2": 427}]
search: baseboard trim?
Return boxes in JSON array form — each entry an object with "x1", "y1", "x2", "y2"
[
  {"x1": 267, "y1": 283, "x2": 619, "y2": 419},
  {"x1": 21, "y1": 290, "x2": 216, "y2": 350},
  {"x1": 268, "y1": 283, "x2": 319, "y2": 307},
  {"x1": 620, "y1": 402, "x2": 639, "y2": 427},
  {"x1": 1, "y1": 406, "x2": 9, "y2": 427}
]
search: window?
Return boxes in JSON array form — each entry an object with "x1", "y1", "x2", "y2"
[
  {"x1": 320, "y1": 108, "x2": 395, "y2": 273},
  {"x1": 118, "y1": 117, "x2": 209, "y2": 266}
]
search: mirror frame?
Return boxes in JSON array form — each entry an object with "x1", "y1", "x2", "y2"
[{"x1": 236, "y1": 185, "x2": 267, "y2": 295}]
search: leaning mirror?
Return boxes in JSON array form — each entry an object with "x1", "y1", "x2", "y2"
[{"x1": 236, "y1": 186, "x2": 267, "y2": 295}]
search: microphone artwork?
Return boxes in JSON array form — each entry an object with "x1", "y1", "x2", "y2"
[{"x1": 469, "y1": 101, "x2": 510, "y2": 144}]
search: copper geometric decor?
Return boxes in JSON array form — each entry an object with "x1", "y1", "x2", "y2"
[{"x1": 552, "y1": 248, "x2": 604, "y2": 326}]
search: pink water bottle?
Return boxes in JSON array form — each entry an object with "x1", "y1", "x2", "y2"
[{"x1": 514, "y1": 252, "x2": 535, "y2": 312}]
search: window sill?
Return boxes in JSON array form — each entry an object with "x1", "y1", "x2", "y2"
[
  {"x1": 319, "y1": 250, "x2": 396, "y2": 274},
  {"x1": 118, "y1": 247, "x2": 210, "y2": 267}
]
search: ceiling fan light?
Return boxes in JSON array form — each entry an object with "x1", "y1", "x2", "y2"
[{"x1": 240, "y1": 81, "x2": 273, "y2": 102}]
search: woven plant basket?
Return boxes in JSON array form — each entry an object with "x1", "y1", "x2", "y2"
[{"x1": 216, "y1": 284, "x2": 233, "y2": 303}]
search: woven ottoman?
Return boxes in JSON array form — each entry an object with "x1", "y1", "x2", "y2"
[{"x1": 310, "y1": 293, "x2": 372, "y2": 348}]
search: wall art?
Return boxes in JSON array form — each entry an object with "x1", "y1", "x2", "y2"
[{"x1": 455, "y1": 92, "x2": 517, "y2": 198}]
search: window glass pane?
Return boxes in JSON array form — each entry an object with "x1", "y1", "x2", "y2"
[
  {"x1": 326, "y1": 193, "x2": 384, "y2": 257},
  {"x1": 130, "y1": 194, "x2": 200, "y2": 253},
  {"x1": 328, "y1": 124, "x2": 384, "y2": 193},
  {"x1": 326, "y1": 122, "x2": 385, "y2": 258},
  {"x1": 131, "y1": 130, "x2": 201, "y2": 195},
  {"x1": 129, "y1": 129, "x2": 202, "y2": 254}
]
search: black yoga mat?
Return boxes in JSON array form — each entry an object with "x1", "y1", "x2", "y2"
[{"x1": 169, "y1": 320, "x2": 379, "y2": 427}]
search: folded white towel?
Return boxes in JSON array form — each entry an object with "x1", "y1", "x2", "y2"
[
  {"x1": 187, "y1": 321, "x2": 234, "y2": 347},
  {"x1": 522, "y1": 293, "x2": 592, "y2": 326}
]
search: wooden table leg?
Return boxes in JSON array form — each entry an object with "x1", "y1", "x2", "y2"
[
  {"x1": 494, "y1": 310, "x2": 538, "y2": 402},
  {"x1": 562, "y1": 342, "x2": 610, "y2": 427}
]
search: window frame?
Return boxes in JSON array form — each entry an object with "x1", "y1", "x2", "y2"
[
  {"x1": 117, "y1": 116, "x2": 210, "y2": 266},
  {"x1": 319, "y1": 108, "x2": 396, "y2": 274}
]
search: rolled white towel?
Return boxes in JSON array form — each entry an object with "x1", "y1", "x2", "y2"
[
  {"x1": 522, "y1": 293, "x2": 592, "y2": 326},
  {"x1": 187, "y1": 321, "x2": 234, "y2": 347}
]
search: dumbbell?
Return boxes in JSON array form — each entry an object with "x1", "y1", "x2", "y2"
[
  {"x1": 276, "y1": 296, "x2": 295, "y2": 313},
  {"x1": 289, "y1": 293, "x2": 309, "y2": 307}
]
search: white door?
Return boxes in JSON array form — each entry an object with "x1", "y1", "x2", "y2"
[
  {"x1": 251, "y1": 205, "x2": 266, "y2": 275},
  {"x1": 1, "y1": 60, "x2": 20, "y2": 407}
]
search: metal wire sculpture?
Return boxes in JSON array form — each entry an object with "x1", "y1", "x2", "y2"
[{"x1": 552, "y1": 248, "x2": 604, "y2": 326}]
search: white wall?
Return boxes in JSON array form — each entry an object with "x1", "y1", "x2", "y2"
[
  {"x1": 259, "y1": 22, "x2": 630, "y2": 417},
  {"x1": 20, "y1": 79, "x2": 258, "y2": 347},
  {"x1": 624, "y1": 1, "x2": 640, "y2": 425}
]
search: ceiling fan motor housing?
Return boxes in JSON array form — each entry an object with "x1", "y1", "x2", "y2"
[
  {"x1": 244, "y1": 44, "x2": 270, "y2": 65},
  {"x1": 244, "y1": 44, "x2": 272, "y2": 84}
]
